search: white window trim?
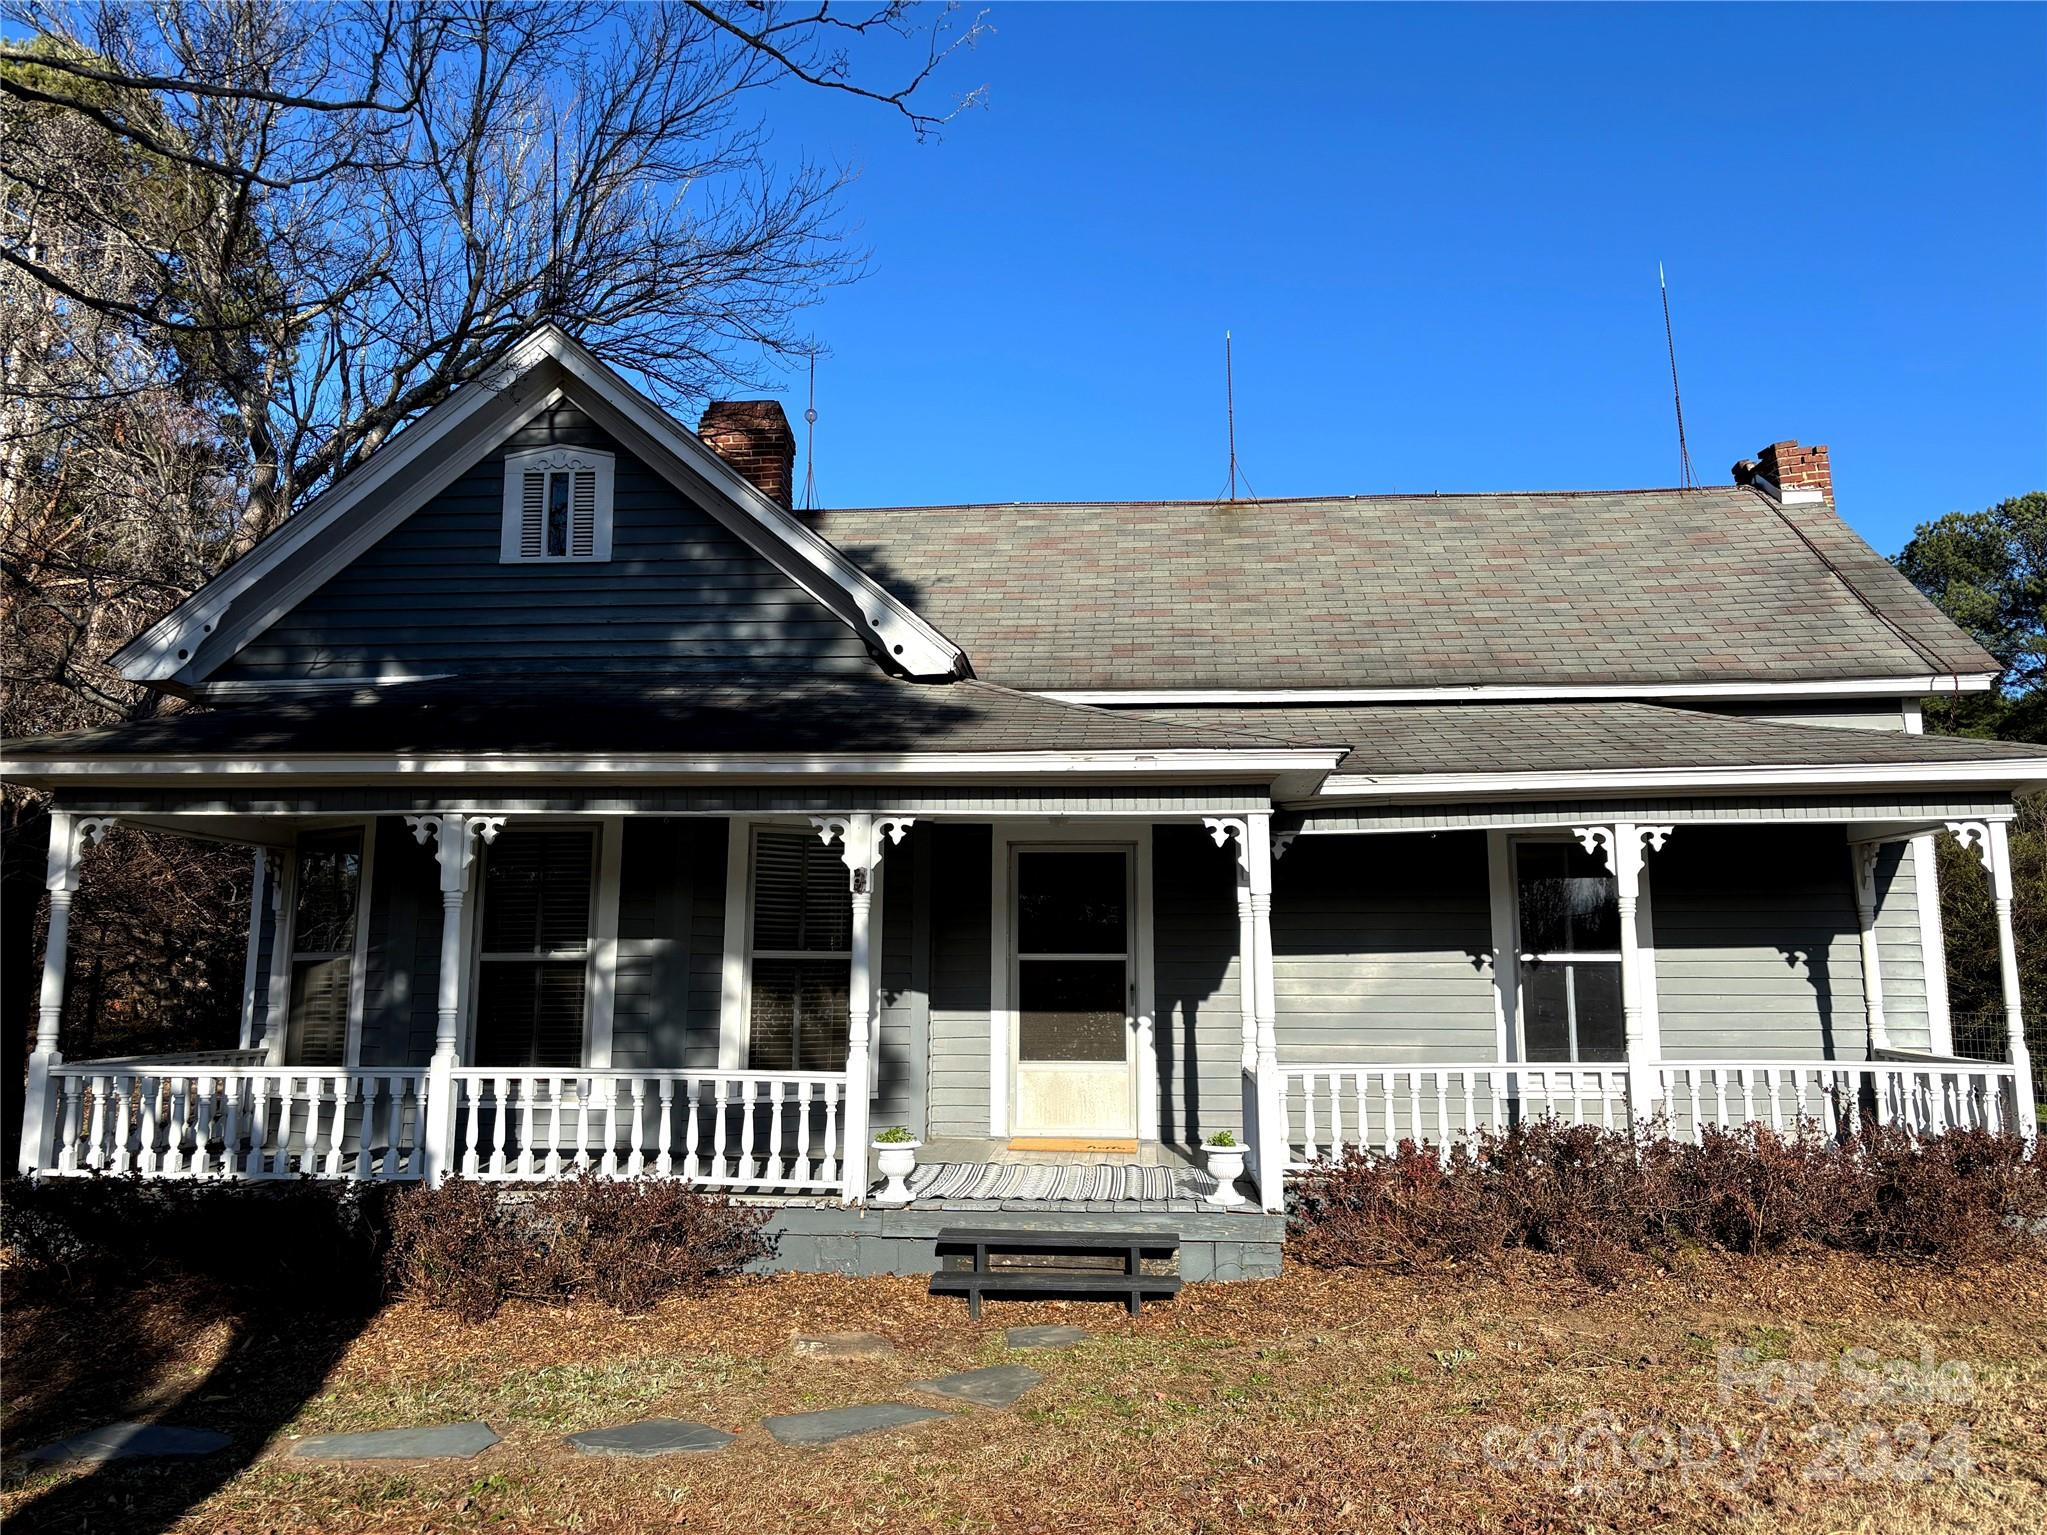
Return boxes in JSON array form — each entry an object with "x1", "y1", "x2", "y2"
[
  {"x1": 1505, "y1": 833, "x2": 1640, "y2": 1067},
  {"x1": 499, "y1": 445, "x2": 615, "y2": 563},
  {"x1": 462, "y1": 820, "x2": 605, "y2": 1068},
  {"x1": 718, "y1": 820, "x2": 870, "y2": 1074},
  {"x1": 343, "y1": 820, "x2": 376, "y2": 1067},
  {"x1": 987, "y1": 821, "x2": 1156, "y2": 1141}
]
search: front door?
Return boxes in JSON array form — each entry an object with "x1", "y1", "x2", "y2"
[{"x1": 1011, "y1": 847, "x2": 1136, "y2": 1139}]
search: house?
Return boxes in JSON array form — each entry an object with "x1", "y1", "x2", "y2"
[{"x1": 6, "y1": 325, "x2": 2043, "y2": 1276}]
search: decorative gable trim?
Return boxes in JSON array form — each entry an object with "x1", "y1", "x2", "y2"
[
  {"x1": 499, "y1": 446, "x2": 615, "y2": 563},
  {"x1": 110, "y1": 325, "x2": 968, "y2": 687}
]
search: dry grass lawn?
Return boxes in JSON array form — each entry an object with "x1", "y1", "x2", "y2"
[{"x1": 4, "y1": 1251, "x2": 2043, "y2": 1533}]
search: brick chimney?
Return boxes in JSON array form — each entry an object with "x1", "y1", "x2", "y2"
[
  {"x1": 1732, "y1": 440, "x2": 1832, "y2": 504},
  {"x1": 698, "y1": 400, "x2": 796, "y2": 511}
]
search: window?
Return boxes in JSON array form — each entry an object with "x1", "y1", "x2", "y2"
[
  {"x1": 747, "y1": 828, "x2": 852, "y2": 1072},
  {"x1": 473, "y1": 827, "x2": 596, "y2": 1068},
  {"x1": 285, "y1": 829, "x2": 363, "y2": 1066},
  {"x1": 1514, "y1": 840, "x2": 1624, "y2": 1063},
  {"x1": 499, "y1": 447, "x2": 614, "y2": 562}
]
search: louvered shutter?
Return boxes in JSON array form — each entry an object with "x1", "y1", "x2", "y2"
[
  {"x1": 474, "y1": 828, "x2": 594, "y2": 1068},
  {"x1": 569, "y1": 468, "x2": 597, "y2": 557},
  {"x1": 287, "y1": 955, "x2": 351, "y2": 1067},
  {"x1": 518, "y1": 468, "x2": 546, "y2": 559},
  {"x1": 748, "y1": 830, "x2": 851, "y2": 1071}
]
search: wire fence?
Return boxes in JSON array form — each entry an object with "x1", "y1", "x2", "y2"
[{"x1": 1948, "y1": 1010, "x2": 2046, "y2": 1111}]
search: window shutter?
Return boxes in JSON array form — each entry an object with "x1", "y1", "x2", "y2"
[
  {"x1": 569, "y1": 468, "x2": 598, "y2": 557},
  {"x1": 481, "y1": 828, "x2": 594, "y2": 954},
  {"x1": 519, "y1": 469, "x2": 546, "y2": 559},
  {"x1": 751, "y1": 830, "x2": 851, "y2": 953},
  {"x1": 287, "y1": 955, "x2": 351, "y2": 1067}
]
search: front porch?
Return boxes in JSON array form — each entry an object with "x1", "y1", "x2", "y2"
[{"x1": 18, "y1": 791, "x2": 2037, "y2": 1214}]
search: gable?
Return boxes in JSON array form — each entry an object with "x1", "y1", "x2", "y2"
[
  {"x1": 213, "y1": 403, "x2": 878, "y2": 683},
  {"x1": 112, "y1": 326, "x2": 965, "y2": 691}
]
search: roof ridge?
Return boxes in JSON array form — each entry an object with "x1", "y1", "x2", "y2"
[{"x1": 816, "y1": 487, "x2": 1739, "y2": 516}]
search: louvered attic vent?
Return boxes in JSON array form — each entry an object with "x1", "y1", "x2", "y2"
[{"x1": 499, "y1": 447, "x2": 615, "y2": 562}]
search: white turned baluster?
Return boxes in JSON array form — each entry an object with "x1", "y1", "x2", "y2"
[
  {"x1": 1381, "y1": 1074, "x2": 1397, "y2": 1154},
  {"x1": 599, "y1": 1079, "x2": 620, "y2": 1177},
  {"x1": 1301, "y1": 1073, "x2": 1318, "y2": 1162},
  {"x1": 1407, "y1": 1072, "x2": 1423, "y2": 1147},
  {"x1": 545, "y1": 1077, "x2": 566, "y2": 1175},
  {"x1": 320, "y1": 1080, "x2": 344, "y2": 1177},
  {"x1": 219, "y1": 1077, "x2": 242, "y2": 1176},
  {"x1": 627, "y1": 1078, "x2": 647, "y2": 1177},
  {"x1": 569, "y1": 1078, "x2": 590, "y2": 1171},
  {"x1": 138, "y1": 1074, "x2": 164, "y2": 1175},
  {"x1": 764, "y1": 1080, "x2": 785, "y2": 1184},
  {"x1": 489, "y1": 1076, "x2": 511, "y2": 1176},
  {"x1": 294, "y1": 1078, "x2": 322, "y2": 1179},
  {"x1": 655, "y1": 1079, "x2": 675, "y2": 1177},
  {"x1": 1434, "y1": 1074, "x2": 1449, "y2": 1151},
  {"x1": 737, "y1": 1078, "x2": 757, "y2": 1184},
  {"x1": 711, "y1": 1079, "x2": 731, "y2": 1181},
  {"x1": 517, "y1": 1077, "x2": 538, "y2": 1176},
  {"x1": 55, "y1": 1077, "x2": 83, "y2": 1172},
  {"x1": 683, "y1": 1078, "x2": 702, "y2": 1182},
  {"x1": 1460, "y1": 1071, "x2": 1476, "y2": 1143},
  {"x1": 92, "y1": 1074, "x2": 116, "y2": 1171},
  {"x1": 194, "y1": 1077, "x2": 219, "y2": 1176},
  {"x1": 792, "y1": 1080, "x2": 813, "y2": 1185},
  {"x1": 819, "y1": 1082, "x2": 839, "y2": 1184},
  {"x1": 460, "y1": 1079, "x2": 482, "y2": 1177}
]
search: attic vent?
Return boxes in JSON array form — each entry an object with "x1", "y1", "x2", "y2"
[{"x1": 500, "y1": 447, "x2": 615, "y2": 563}]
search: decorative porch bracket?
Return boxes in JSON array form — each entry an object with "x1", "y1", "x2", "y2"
[
  {"x1": 406, "y1": 812, "x2": 506, "y2": 1183},
  {"x1": 1207, "y1": 815, "x2": 1281, "y2": 1211},
  {"x1": 1573, "y1": 822, "x2": 1673, "y2": 1125},
  {"x1": 18, "y1": 813, "x2": 116, "y2": 1173},
  {"x1": 811, "y1": 814, "x2": 915, "y2": 1202},
  {"x1": 1946, "y1": 819, "x2": 2037, "y2": 1141}
]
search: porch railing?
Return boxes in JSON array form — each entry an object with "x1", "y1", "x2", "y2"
[
  {"x1": 1279, "y1": 1057, "x2": 2025, "y2": 1171},
  {"x1": 42, "y1": 1064, "x2": 429, "y2": 1179},
  {"x1": 448, "y1": 1068, "x2": 847, "y2": 1195},
  {"x1": 30, "y1": 1061, "x2": 852, "y2": 1196}
]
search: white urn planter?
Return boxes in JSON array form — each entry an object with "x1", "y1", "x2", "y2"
[
  {"x1": 871, "y1": 1138, "x2": 922, "y2": 1206},
  {"x1": 1202, "y1": 1141, "x2": 1248, "y2": 1207}
]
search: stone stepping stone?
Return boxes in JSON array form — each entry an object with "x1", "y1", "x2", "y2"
[
  {"x1": 565, "y1": 1419, "x2": 735, "y2": 1458},
  {"x1": 1004, "y1": 1325, "x2": 1089, "y2": 1351},
  {"x1": 912, "y1": 1365, "x2": 1043, "y2": 1408},
  {"x1": 25, "y1": 1422, "x2": 230, "y2": 1465},
  {"x1": 792, "y1": 1331, "x2": 895, "y2": 1359},
  {"x1": 762, "y1": 1403, "x2": 946, "y2": 1446},
  {"x1": 291, "y1": 1422, "x2": 498, "y2": 1461}
]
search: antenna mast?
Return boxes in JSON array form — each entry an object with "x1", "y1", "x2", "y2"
[
  {"x1": 802, "y1": 355, "x2": 819, "y2": 513},
  {"x1": 1659, "y1": 262, "x2": 1696, "y2": 490},
  {"x1": 1225, "y1": 330, "x2": 1240, "y2": 502}
]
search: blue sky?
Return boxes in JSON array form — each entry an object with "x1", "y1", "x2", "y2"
[{"x1": 761, "y1": 2, "x2": 2046, "y2": 554}]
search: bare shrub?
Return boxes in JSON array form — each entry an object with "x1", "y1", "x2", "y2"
[
  {"x1": 383, "y1": 1173, "x2": 772, "y2": 1321},
  {"x1": 1289, "y1": 1121, "x2": 2047, "y2": 1284}
]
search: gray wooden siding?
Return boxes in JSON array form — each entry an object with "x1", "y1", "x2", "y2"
[
  {"x1": 1270, "y1": 832, "x2": 1498, "y2": 1064},
  {"x1": 359, "y1": 818, "x2": 441, "y2": 1067},
  {"x1": 873, "y1": 840, "x2": 921, "y2": 1130},
  {"x1": 926, "y1": 823, "x2": 991, "y2": 1137},
  {"x1": 1153, "y1": 824, "x2": 1242, "y2": 1147},
  {"x1": 613, "y1": 819, "x2": 725, "y2": 1069},
  {"x1": 215, "y1": 404, "x2": 875, "y2": 681},
  {"x1": 1649, "y1": 826, "x2": 1869, "y2": 1060}
]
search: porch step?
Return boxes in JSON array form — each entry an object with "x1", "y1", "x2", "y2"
[{"x1": 931, "y1": 1227, "x2": 1183, "y2": 1319}]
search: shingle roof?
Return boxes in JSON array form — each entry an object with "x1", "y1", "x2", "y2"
[
  {"x1": 4, "y1": 675, "x2": 1304, "y2": 762},
  {"x1": 1130, "y1": 701, "x2": 2047, "y2": 777},
  {"x1": 814, "y1": 488, "x2": 1996, "y2": 691}
]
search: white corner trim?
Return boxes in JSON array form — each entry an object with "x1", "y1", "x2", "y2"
[
  {"x1": 716, "y1": 820, "x2": 751, "y2": 1071},
  {"x1": 1483, "y1": 830, "x2": 1518, "y2": 1067},
  {"x1": 342, "y1": 818, "x2": 377, "y2": 1068},
  {"x1": 1039, "y1": 676, "x2": 1996, "y2": 706},
  {"x1": 586, "y1": 816, "x2": 624, "y2": 1069},
  {"x1": 1320, "y1": 759, "x2": 2047, "y2": 801},
  {"x1": 1911, "y1": 832, "x2": 1953, "y2": 1054},
  {"x1": 238, "y1": 849, "x2": 268, "y2": 1051}
]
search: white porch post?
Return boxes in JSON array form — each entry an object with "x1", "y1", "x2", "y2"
[
  {"x1": 813, "y1": 813, "x2": 914, "y2": 1202},
  {"x1": 1205, "y1": 818, "x2": 1260, "y2": 1177},
  {"x1": 237, "y1": 848, "x2": 269, "y2": 1051},
  {"x1": 19, "y1": 814, "x2": 114, "y2": 1173},
  {"x1": 1576, "y1": 823, "x2": 1671, "y2": 1128},
  {"x1": 407, "y1": 811, "x2": 504, "y2": 1183},
  {"x1": 1848, "y1": 840, "x2": 1892, "y2": 1053},
  {"x1": 1951, "y1": 820, "x2": 2037, "y2": 1141},
  {"x1": 1247, "y1": 813, "x2": 1283, "y2": 1212}
]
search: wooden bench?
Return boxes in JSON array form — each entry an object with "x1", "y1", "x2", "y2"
[{"x1": 930, "y1": 1228, "x2": 1183, "y2": 1318}]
